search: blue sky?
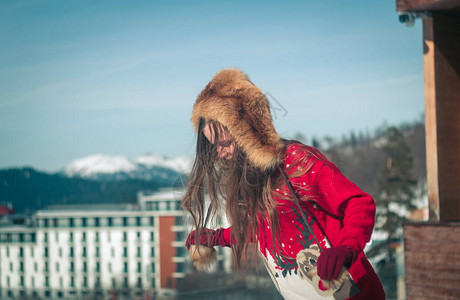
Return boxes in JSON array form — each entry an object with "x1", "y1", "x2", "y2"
[{"x1": 0, "y1": 0, "x2": 424, "y2": 172}]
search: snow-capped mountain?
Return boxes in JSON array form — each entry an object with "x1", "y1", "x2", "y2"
[
  {"x1": 64, "y1": 155, "x2": 137, "y2": 177},
  {"x1": 64, "y1": 154, "x2": 192, "y2": 182}
]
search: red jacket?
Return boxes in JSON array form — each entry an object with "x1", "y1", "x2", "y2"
[{"x1": 223, "y1": 143, "x2": 385, "y2": 299}]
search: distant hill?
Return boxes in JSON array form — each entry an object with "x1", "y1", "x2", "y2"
[
  {"x1": 0, "y1": 154, "x2": 192, "y2": 214},
  {"x1": 322, "y1": 122, "x2": 425, "y2": 196},
  {"x1": 63, "y1": 153, "x2": 192, "y2": 181},
  {"x1": 0, "y1": 122, "x2": 425, "y2": 215}
]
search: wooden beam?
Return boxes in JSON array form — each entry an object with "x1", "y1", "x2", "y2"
[
  {"x1": 397, "y1": 0, "x2": 460, "y2": 12},
  {"x1": 423, "y1": 12, "x2": 460, "y2": 221}
]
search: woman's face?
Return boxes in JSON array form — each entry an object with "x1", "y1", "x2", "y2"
[{"x1": 202, "y1": 123, "x2": 235, "y2": 160}]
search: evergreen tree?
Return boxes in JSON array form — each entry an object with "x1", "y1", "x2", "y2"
[
  {"x1": 293, "y1": 132, "x2": 307, "y2": 144},
  {"x1": 311, "y1": 136, "x2": 321, "y2": 149},
  {"x1": 373, "y1": 127, "x2": 417, "y2": 259}
]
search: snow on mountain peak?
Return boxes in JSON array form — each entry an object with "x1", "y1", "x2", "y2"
[
  {"x1": 64, "y1": 153, "x2": 192, "y2": 178},
  {"x1": 65, "y1": 154, "x2": 137, "y2": 177},
  {"x1": 134, "y1": 153, "x2": 192, "y2": 174}
]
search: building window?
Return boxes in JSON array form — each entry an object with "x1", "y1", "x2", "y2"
[
  {"x1": 70, "y1": 262, "x2": 74, "y2": 272},
  {"x1": 30, "y1": 247, "x2": 34, "y2": 257},
  {"x1": 44, "y1": 218, "x2": 49, "y2": 227},
  {"x1": 113, "y1": 217, "x2": 122, "y2": 226},
  {"x1": 137, "y1": 231, "x2": 141, "y2": 240},
  {"x1": 123, "y1": 217, "x2": 128, "y2": 227},
  {"x1": 70, "y1": 276, "x2": 75, "y2": 287},
  {"x1": 95, "y1": 232, "x2": 100, "y2": 242},
  {"x1": 150, "y1": 232, "x2": 154, "y2": 242},
  {"x1": 19, "y1": 247, "x2": 24, "y2": 257},
  {"x1": 151, "y1": 262, "x2": 155, "y2": 273},
  {"x1": 44, "y1": 232, "x2": 48, "y2": 243},
  {"x1": 19, "y1": 261, "x2": 24, "y2": 272},
  {"x1": 44, "y1": 262, "x2": 49, "y2": 272},
  {"x1": 82, "y1": 232, "x2": 86, "y2": 242},
  {"x1": 137, "y1": 277, "x2": 142, "y2": 288},
  {"x1": 70, "y1": 247, "x2": 74, "y2": 258},
  {"x1": 45, "y1": 276, "x2": 49, "y2": 287},
  {"x1": 82, "y1": 218, "x2": 87, "y2": 227},
  {"x1": 53, "y1": 218, "x2": 58, "y2": 227},
  {"x1": 124, "y1": 262, "x2": 128, "y2": 273},
  {"x1": 108, "y1": 263, "x2": 112, "y2": 272},
  {"x1": 137, "y1": 262, "x2": 141, "y2": 273},
  {"x1": 123, "y1": 247, "x2": 128, "y2": 258},
  {"x1": 19, "y1": 233, "x2": 24, "y2": 243},
  {"x1": 151, "y1": 278, "x2": 156, "y2": 288},
  {"x1": 56, "y1": 262, "x2": 60, "y2": 272},
  {"x1": 123, "y1": 232, "x2": 127, "y2": 242},
  {"x1": 69, "y1": 232, "x2": 74, "y2": 242},
  {"x1": 59, "y1": 248, "x2": 62, "y2": 257},
  {"x1": 44, "y1": 247, "x2": 48, "y2": 258},
  {"x1": 151, "y1": 247, "x2": 155, "y2": 257},
  {"x1": 137, "y1": 247, "x2": 141, "y2": 258},
  {"x1": 95, "y1": 218, "x2": 100, "y2": 227},
  {"x1": 20, "y1": 276, "x2": 24, "y2": 287},
  {"x1": 150, "y1": 216, "x2": 154, "y2": 226},
  {"x1": 69, "y1": 218, "x2": 74, "y2": 227},
  {"x1": 10, "y1": 262, "x2": 13, "y2": 271},
  {"x1": 108, "y1": 217, "x2": 113, "y2": 227},
  {"x1": 7, "y1": 276, "x2": 10, "y2": 287},
  {"x1": 124, "y1": 277, "x2": 128, "y2": 287},
  {"x1": 96, "y1": 247, "x2": 100, "y2": 257},
  {"x1": 136, "y1": 217, "x2": 141, "y2": 227},
  {"x1": 82, "y1": 247, "x2": 87, "y2": 258},
  {"x1": 83, "y1": 276, "x2": 88, "y2": 287},
  {"x1": 32, "y1": 276, "x2": 35, "y2": 288},
  {"x1": 34, "y1": 262, "x2": 38, "y2": 272},
  {"x1": 176, "y1": 262, "x2": 185, "y2": 273},
  {"x1": 111, "y1": 247, "x2": 115, "y2": 257},
  {"x1": 83, "y1": 262, "x2": 87, "y2": 273},
  {"x1": 96, "y1": 262, "x2": 100, "y2": 273},
  {"x1": 112, "y1": 278, "x2": 116, "y2": 288}
]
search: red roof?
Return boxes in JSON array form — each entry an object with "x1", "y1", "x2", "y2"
[{"x1": 0, "y1": 206, "x2": 14, "y2": 216}]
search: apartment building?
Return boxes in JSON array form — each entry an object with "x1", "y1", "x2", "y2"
[{"x1": 0, "y1": 189, "x2": 222, "y2": 299}]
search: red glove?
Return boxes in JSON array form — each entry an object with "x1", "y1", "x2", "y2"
[
  {"x1": 185, "y1": 228, "x2": 231, "y2": 250},
  {"x1": 317, "y1": 246, "x2": 356, "y2": 281}
]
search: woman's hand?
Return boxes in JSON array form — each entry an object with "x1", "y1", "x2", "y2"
[
  {"x1": 185, "y1": 228, "x2": 231, "y2": 250},
  {"x1": 317, "y1": 245, "x2": 356, "y2": 281}
]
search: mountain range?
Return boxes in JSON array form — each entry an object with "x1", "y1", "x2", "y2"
[
  {"x1": 0, "y1": 154, "x2": 192, "y2": 214},
  {"x1": 0, "y1": 120, "x2": 426, "y2": 215}
]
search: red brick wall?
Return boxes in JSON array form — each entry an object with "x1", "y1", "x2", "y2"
[{"x1": 159, "y1": 216, "x2": 176, "y2": 288}]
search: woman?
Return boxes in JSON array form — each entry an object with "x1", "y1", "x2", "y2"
[{"x1": 182, "y1": 69, "x2": 385, "y2": 300}]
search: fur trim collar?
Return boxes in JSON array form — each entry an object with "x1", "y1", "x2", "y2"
[{"x1": 192, "y1": 69, "x2": 283, "y2": 171}]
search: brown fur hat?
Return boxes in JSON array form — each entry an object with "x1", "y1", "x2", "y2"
[{"x1": 192, "y1": 69, "x2": 284, "y2": 171}]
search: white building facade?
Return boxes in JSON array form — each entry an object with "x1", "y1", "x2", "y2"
[{"x1": 0, "y1": 189, "x2": 225, "y2": 299}]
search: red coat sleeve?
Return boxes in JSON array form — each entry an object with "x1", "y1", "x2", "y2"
[{"x1": 311, "y1": 161, "x2": 376, "y2": 252}]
